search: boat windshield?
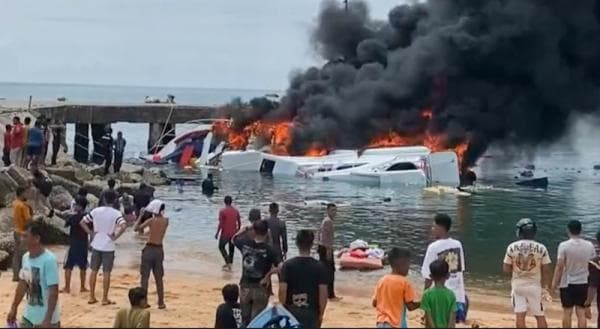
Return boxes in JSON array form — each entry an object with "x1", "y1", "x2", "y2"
[{"x1": 386, "y1": 162, "x2": 418, "y2": 171}]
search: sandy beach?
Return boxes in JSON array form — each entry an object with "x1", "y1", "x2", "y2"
[{"x1": 0, "y1": 245, "x2": 573, "y2": 328}]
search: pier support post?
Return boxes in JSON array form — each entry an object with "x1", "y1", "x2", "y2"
[
  {"x1": 148, "y1": 123, "x2": 175, "y2": 154},
  {"x1": 91, "y1": 123, "x2": 108, "y2": 164},
  {"x1": 74, "y1": 124, "x2": 89, "y2": 164}
]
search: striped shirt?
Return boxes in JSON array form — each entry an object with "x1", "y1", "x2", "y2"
[{"x1": 82, "y1": 206, "x2": 125, "y2": 252}]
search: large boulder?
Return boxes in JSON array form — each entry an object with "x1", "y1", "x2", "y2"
[
  {"x1": 120, "y1": 163, "x2": 144, "y2": 175},
  {"x1": 85, "y1": 194, "x2": 100, "y2": 209},
  {"x1": 0, "y1": 249, "x2": 9, "y2": 270},
  {"x1": 45, "y1": 167, "x2": 77, "y2": 182},
  {"x1": 49, "y1": 174, "x2": 81, "y2": 197},
  {"x1": 46, "y1": 166, "x2": 93, "y2": 185},
  {"x1": 83, "y1": 180, "x2": 105, "y2": 198},
  {"x1": 39, "y1": 216, "x2": 69, "y2": 245},
  {"x1": 87, "y1": 165, "x2": 105, "y2": 177},
  {"x1": 7, "y1": 165, "x2": 32, "y2": 187},
  {"x1": 0, "y1": 233, "x2": 14, "y2": 254},
  {"x1": 118, "y1": 183, "x2": 143, "y2": 196},
  {"x1": 0, "y1": 171, "x2": 18, "y2": 207},
  {"x1": 130, "y1": 173, "x2": 144, "y2": 183},
  {"x1": 49, "y1": 185, "x2": 73, "y2": 211},
  {"x1": 143, "y1": 167, "x2": 169, "y2": 186}
]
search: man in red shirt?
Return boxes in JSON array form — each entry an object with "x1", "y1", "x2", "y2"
[
  {"x1": 10, "y1": 117, "x2": 24, "y2": 167},
  {"x1": 215, "y1": 195, "x2": 241, "y2": 271},
  {"x1": 3, "y1": 124, "x2": 12, "y2": 166}
]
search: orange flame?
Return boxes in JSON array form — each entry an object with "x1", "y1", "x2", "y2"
[
  {"x1": 213, "y1": 120, "x2": 329, "y2": 156},
  {"x1": 367, "y1": 130, "x2": 469, "y2": 169},
  {"x1": 213, "y1": 106, "x2": 468, "y2": 166}
]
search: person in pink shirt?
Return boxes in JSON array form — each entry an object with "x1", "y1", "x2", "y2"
[
  {"x1": 215, "y1": 195, "x2": 241, "y2": 271},
  {"x1": 10, "y1": 117, "x2": 24, "y2": 167}
]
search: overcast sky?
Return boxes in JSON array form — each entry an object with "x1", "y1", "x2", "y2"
[{"x1": 0, "y1": 0, "x2": 403, "y2": 90}]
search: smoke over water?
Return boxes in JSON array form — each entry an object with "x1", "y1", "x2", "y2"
[{"x1": 224, "y1": 0, "x2": 600, "y2": 170}]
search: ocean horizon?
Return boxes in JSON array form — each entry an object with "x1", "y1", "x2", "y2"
[{"x1": 0, "y1": 81, "x2": 282, "y2": 106}]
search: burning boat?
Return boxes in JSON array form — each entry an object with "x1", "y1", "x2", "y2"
[
  {"x1": 220, "y1": 146, "x2": 460, "y2": 187},
  {"x1": 142, "y1": 117, "x2": 462, "y2": 187},
  {"x1": 141, "y1": 119, "x2": 229, "y2": 166}
]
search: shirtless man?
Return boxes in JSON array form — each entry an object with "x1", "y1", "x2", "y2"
[{"x1": 134, "y1": 199, "x2": 169, "y2": 309}]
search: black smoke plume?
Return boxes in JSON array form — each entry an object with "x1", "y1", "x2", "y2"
[{"x1": 228, "y1": 0, "x2": 600, "y2": 170}]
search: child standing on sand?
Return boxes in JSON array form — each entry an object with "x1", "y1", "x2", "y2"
[
  {"x1": 372, "y1": 247, "x2": 419, "y2": 328},
  {"x1": 215, "y1": 284, "x2": 243, "y2": 329},
  {"x1": 113, "y1": 287, "x2": 150, "y2": 328},
  {"x1": 421, "y1": 259, "x2": 457, "y2": 328}
]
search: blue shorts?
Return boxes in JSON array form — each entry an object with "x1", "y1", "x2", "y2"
[
  {"x1": 64, "y1": 242, "x2": 89, "y2": 270},
  {"x1": 26, "y1": 145, "x2": 42, "y2": 156},
  {"x1": 456, "y1": 298, "x2": 469, "y2": 323}
]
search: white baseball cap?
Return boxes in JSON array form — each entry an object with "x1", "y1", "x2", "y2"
[{"x1": 145, "y1": 199, "x2": 165, "y2": 215}]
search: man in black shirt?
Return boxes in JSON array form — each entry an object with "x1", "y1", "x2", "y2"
[
  {"x1": 56, "y1": 196, "x2": 89, "y2": 294},
  {"x1": 113, "y1": 131, "x2": 126, "y2": 173},
  {"x1": 233, "y1": 220, "x2": 280, "y2": 326},
  {"x1": 101, "y1": 128, "x2": 114, "y2": 175},
  {"x1": 279, "y1": 229, "x2": 328, "y2": 328},
  {"x1": 215, "y1": 284, "x2": 242, "y2": 329}
]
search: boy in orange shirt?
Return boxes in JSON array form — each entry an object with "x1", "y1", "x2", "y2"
[
  {"x1": 372, "y1": 248, "x2": 420, "y2": 328},
  {"x1": 12, "y1": 186, "x2": 33, "y2": 281}
]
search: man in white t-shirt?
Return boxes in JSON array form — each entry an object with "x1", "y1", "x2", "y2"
[
  {"x1": 551, "y1": 220, "x2": 596, "y2": 329},
  {"x1": 421, "y1": 213, "x2": 467, "y2": 323},
  {"x1": 503, "y1": 218, "x2": 551, "y2": 328},
  {"x1": 80, "y1": 190, "x2": 126, "y2": 306}
]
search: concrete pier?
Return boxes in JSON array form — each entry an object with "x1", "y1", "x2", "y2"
[
  {"x1": 74, "y1": 124, "x2": 89, "y2": 163},
  {"x1": 34, "y1": 103, "x2": 218, "y2": 124},
  {"x1": 91, "y1": 124, "x2": 107, "y2": 164},
  {"x1": 33, "y1": 103, "x2": 220, "y2": 155}
]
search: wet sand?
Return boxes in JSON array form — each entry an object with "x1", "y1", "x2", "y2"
[{"x1": 0, "y1": 246, "x2": 574, "y2": 328}]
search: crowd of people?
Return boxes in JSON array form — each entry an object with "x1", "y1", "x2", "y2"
[
  {"x1": 2, "y1": 115, "x2": 68, "y2": 171},
  {"x1": 6, "y1": 180, "x2": 165, "y2": 328},
  {"x1": 1, "y1": 116, "x2": 127, "y2": 175},
  {"x1": 5, "y1": 170, "x2": 600, "y2": 328}
]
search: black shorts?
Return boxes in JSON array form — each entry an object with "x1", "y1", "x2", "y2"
[
  {"x1": 560, "y1": 284, "x2": 588, "y2": 308},
  {"x1": 64, "y1": 241, "x2": 89, "y2": 270}
]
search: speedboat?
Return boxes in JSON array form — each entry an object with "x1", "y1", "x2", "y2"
[
  {"x1": 141, "y1": 120, "x2": 461, "y2": 187},
  {"x1": 220, "y1": 146, "x2": 460, "y2": 187},
  {"x1": 141, "y1": 119, "x2": 228, "y2": 165}
]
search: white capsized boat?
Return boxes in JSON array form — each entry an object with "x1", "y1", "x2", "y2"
[{"x1": 220, "y1": 146, "x2": 460, "y2": 187}]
